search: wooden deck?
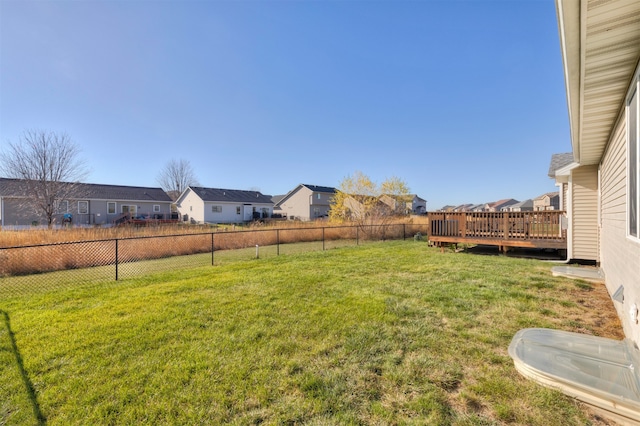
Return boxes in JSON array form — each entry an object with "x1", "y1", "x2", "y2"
[{"x1": 427, "y1": 211, "x2": 567, "y2": 250}]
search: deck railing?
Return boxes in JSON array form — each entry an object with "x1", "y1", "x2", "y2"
[{"x1": 428, "y1": 211, "x2": 567, "y2": 249}]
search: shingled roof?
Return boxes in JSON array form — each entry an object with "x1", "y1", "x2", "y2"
[
  {"x1": 0, "y1": 178, "x2": 171, "y2": 202},
  {"x1": 273, "y1": 184, "x2": 337, "y2": 207},
  {"x1": 300, "y1": 184, "x2": 337, "y2": 194},
  {"x1": 548, "y1": 153, "x2": 574, "y2": 178},
  {"x1": 188, "y1": 186, "x2": 273, "y2": 204}
]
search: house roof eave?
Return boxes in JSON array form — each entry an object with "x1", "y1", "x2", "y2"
[
  {"x1": 555, "y1": 161, "x2": 580, "y2": 177},
  {"x1": 557, "y1": 0, "x2": 640, "y2": 166},
  {"x1": 175, "y1": 187, "x2": 193, "y2": 206}
]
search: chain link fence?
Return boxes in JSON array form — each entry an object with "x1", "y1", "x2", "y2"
[{"x1": 0, "y1": 223, "x2": 429, "y2": 297}]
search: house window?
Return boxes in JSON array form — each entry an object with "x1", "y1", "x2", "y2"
[
  {"x1": 317, "y1": 194, "x2": 321, "y2": 200},
  {"x1": 121, "y1": 205, "x2": 137, "y2": 215},
  {"x1": 56, "y1": 200, "x2": 68, "y2": 213},
  {"x1": 78, "y1": 201, "x2": 89, "y2": 214},
  {"x1": 107, "y1": 202, "x2": 116, "y2": 214},
  {"x1": 236, "y1": 206, "x2": 241, "y2": 215},
  {"x1": 153, "y1": 205, "x2": 160, "y2": 213},
  {"x1": 212, "y1": 205, "x2": 222, "y2": 213},
  {"x1": 629, "y1": 74, "x2": 639, "y2": 238}
]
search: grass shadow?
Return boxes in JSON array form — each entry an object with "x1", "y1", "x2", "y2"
[
  {"x1": 1, "y1": 310, "x2": 46, "y2": 425},
  {"x1": 462, "y1": 245, "x2": 565, "y2": 260}
]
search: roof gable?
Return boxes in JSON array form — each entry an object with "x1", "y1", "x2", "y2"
[
  {"x1": 535, "y1": 191, "x2": 559, "y2": 201},
  {"x1": 489, "y1": 199, "x2": 519, "y2": 209},
  {"x1": 548, "y1": 153, "x2": 574, "y2": 178},
  {"x1": 510, "y1": 199, "x2": 534, "y2": 209}
]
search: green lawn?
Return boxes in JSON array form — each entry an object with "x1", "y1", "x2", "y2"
[{"x1": 0, "y1": 241, "x2": 619, "y2": 425}]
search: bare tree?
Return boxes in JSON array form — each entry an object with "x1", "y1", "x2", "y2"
[
  {"x1": 156, "y1": 158, "x2": 199, "y2": 201},
  {"x1": 0, "y1": 130, "x2": 88, "y2": 228}
]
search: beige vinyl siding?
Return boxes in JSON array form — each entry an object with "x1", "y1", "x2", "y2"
[
  {"x1": 571, "y1": 165, "x2": 599, "y2": 261},
  {"x1": 600, "y1": 122, "x2": 628, "y2": 249},
  {"x1": 285, "y1": 186, "x2": 314, "y2": 221},
  {"x1": 600, "y1": 117, "x2": 640, "y2": 343},
  {"x1": 177, "y1": 189, "x2": 205, "y2": 223}
]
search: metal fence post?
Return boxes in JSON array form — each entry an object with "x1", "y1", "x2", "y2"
[
  {"x1": 277, "y1": 229, "x2": 280, "y2": 256},
  {"x1": 211, "y1": 233, "x2": 214, "y2": 266},
  {"x1": 356, "y1": 226, "x2": 359, "y2": 246},
  {"x1": 403, "y1": 224, "x2": 406, "y2": 240},
  {"x1": 115, "y1": 239, "x2": 119, "y2": 281},
  {"x1": 322, "y1": 227, "x2": 325, "y2": 251}
]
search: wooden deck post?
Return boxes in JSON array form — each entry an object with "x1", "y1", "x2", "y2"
[
  {"x1": 460, "y1": 213, "x2": 466, "y2": 238},
  {"x1": 503, "y1": 212, "x2": 510, "y2": 239}
]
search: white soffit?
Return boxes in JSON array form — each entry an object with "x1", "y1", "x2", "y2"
[
  {"x1": 554, "y1": 162, "x2": 580, "y2": 185},
  {"x1": 558, "y1": 0, "x2": 640, "y2": 165}
]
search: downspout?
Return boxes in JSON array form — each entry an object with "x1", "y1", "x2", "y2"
[
  {"x1": 598, "y1": 166, "x2": 602, "y2": 266},
  {"x1": 566, "y1": 172, "x2": 574, "y2": 262},
  {"x1": 554, "y1": 169, "x2": 575, "y2": 263}
]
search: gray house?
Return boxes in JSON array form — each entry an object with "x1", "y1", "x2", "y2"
[
  {"x1": 0, "y1": 178, "x2": 173, "y2": 228},
  {"x1": 502, "y1": 199, "x2": 534, "y2": 212},
  {"x1": 273, "y1": 184, "x2": 337, "y2": 221}
]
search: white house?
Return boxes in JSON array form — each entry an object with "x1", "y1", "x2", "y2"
[
  {"x1": 552, "y1": 0, "x2": 640, "y2": 344},
  {"x1": 176, "y1": 186, "x2": 274, "y2": 224}
]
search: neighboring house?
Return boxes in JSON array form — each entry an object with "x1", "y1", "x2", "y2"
[
  {"x1": 454, "y1": 204, "x2": 474, "y2": 212},
  {"x1": 485, "y1": 199, "x2": 519, "y2": 212},
  {"x1": 272, "y1": 184, "x2": 336, "y2": 221},
  {"x1": 343, "y1": 193, "x2": 425, "y2": 219},
  {"x1": 270, "y1": 195, "x2": 286, "y2": 214},
  {"x1": 343, "y1": 195, "x2": 387, "y2": 220},
  {"x1": 0, "y1": 178, "x2": 173, "y2": 228},
  {"x1": 533, "y1": 192, "x2": 560, "y2": 211},
  {"x1": 503, "y1": 199, "x2": 534, "y2": 212},
  {"x1": 379, "y1": 194, "x2": 427, "y2": 215},
  {"x1": 552, "y1": 0, "x2": 640, "y2": 343},
  {"x1": 467, "y1": 203, "x2": 484, "y2": 212},
  {"x1": 439, "y1": 205, "x2": 456, "y2": 212},
  {"x1": 175, "y1": 186, "x2": 274, "y2": 224},
  {"x1": 548, "y1": 152, "x2": 574, "y2": 211},
  {"x1": 408, "y1": 195, "x2": 427, "y2": 214}
]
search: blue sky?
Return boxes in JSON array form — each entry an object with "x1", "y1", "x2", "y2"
[{"x1": 0, "y1": 0, "x2": 569, "y2": 210}]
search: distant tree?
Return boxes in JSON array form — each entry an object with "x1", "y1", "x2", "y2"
[
  {"x1": 329, "y1": 171, "x2": 411, "y2": 236},
  {"x1": 156, "y1": 159, "x2": 199, "y2": 201},
  {"x1": 0, "y1": 130, "x2": 88, "y2": 228},
  {"x1": 380, "y1": 176, "x2": 413, "y2": 215}
]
